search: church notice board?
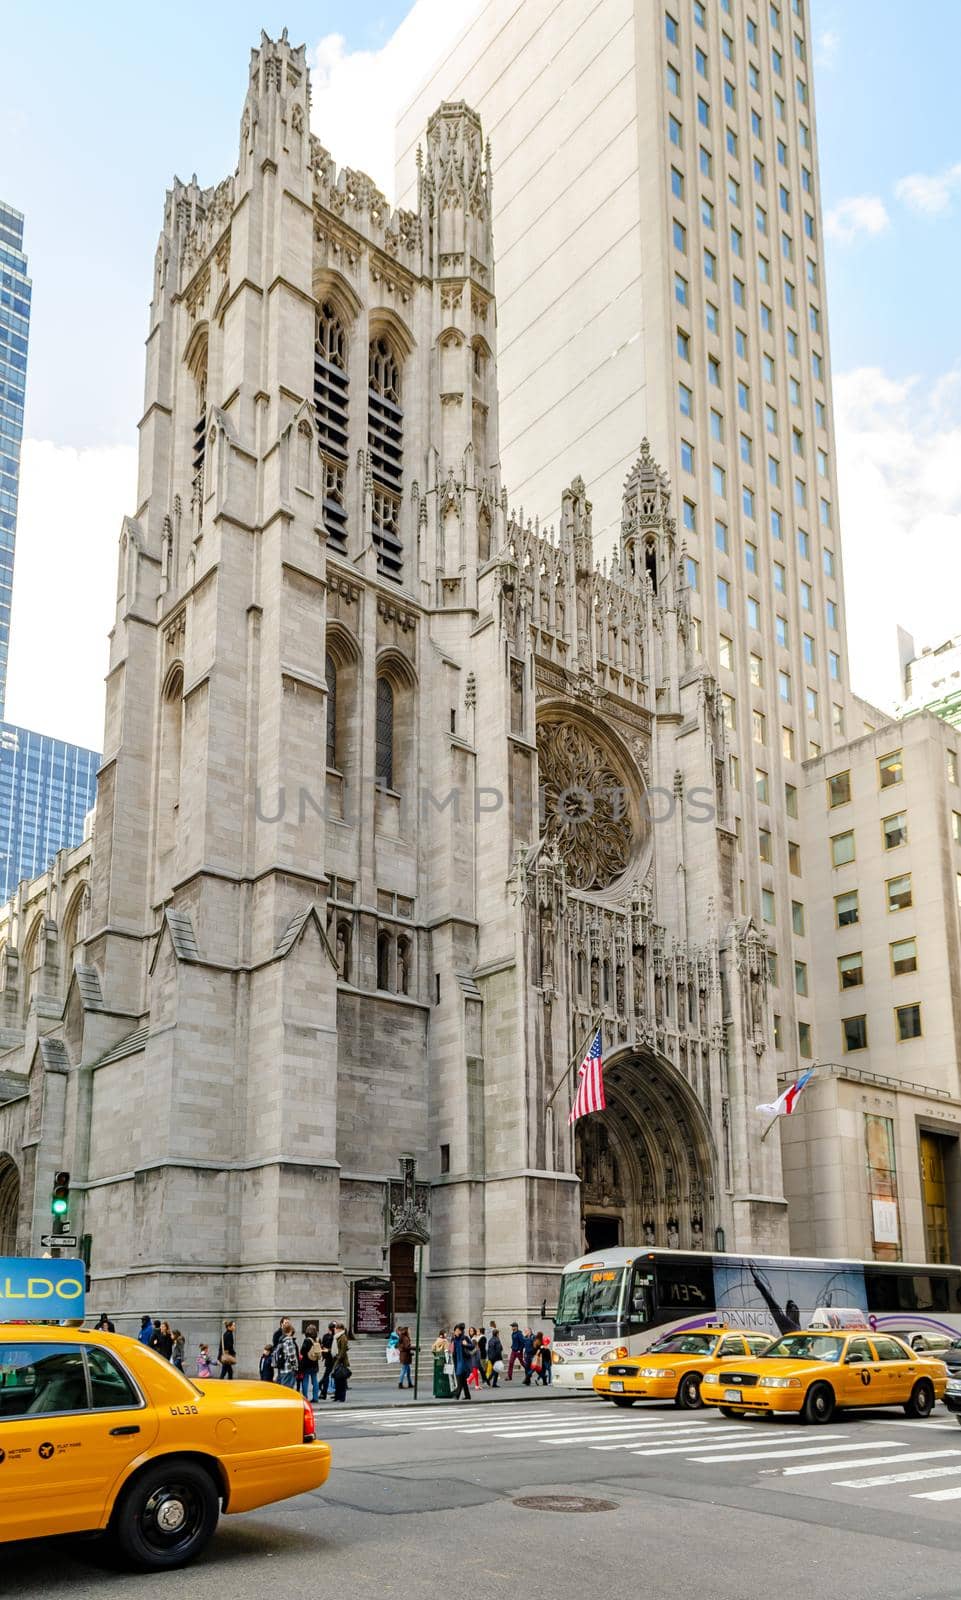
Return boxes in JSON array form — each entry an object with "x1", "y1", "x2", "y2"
[{"x1": 351, "y1": 1276, "x2": 392, "y2": 1337}]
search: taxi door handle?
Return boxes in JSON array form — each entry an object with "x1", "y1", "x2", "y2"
[{"x1": 109, "y1": 1425, "x2": 140, "y2": 1436}]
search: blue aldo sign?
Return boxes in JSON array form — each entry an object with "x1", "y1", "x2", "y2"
[{"x1": 0, "y1": 1258, "x2": 86, "y2": 1320}]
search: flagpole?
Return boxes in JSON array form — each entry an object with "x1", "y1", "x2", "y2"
[
  {"x1": 545, "y1": 1013, "x2": 602, "y2": 1114},
  {"x1": 760, "y1": 1113, "x2": 781, "y2": 1142}
]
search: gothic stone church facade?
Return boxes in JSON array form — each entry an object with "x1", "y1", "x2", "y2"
[{"x1": 0, "y1": 34, "x2": 788, "y2": 1335}]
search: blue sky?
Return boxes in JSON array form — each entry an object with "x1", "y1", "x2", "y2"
[{"x1": 0, "y1": 0, "x2": 959, "y2": 744}]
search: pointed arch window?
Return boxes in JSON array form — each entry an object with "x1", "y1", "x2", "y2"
[
  {"x1": 377, "y1": 929, "x2": 392, "y2": 991},
  {"x1": 315, "y1": 300, "x2": 349, "y2": 554},
  {"x1": 325, "y1": 652, "x2": 338, "y2": 769},
  {"x1": 376, "y1": 676, "x2": 394, "y2": 789},
  {"x1": 368, "y1": 334, "x2": 404, "y2": 580}
]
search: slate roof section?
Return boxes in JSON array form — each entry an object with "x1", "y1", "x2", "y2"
[
  {"x1": 166, "y1": 909, "x2": 200, "y2": 961},
  {"x1": 75, "y1": 965, "x2": 105, "y2": 1010},
  {"x1": 94, "y1": 1025, "x2": 150, "y2": 1068}
]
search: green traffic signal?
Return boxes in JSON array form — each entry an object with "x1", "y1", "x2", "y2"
[{"x1": 51, "y1": 1169, "x2": 70, "y2": 1217}]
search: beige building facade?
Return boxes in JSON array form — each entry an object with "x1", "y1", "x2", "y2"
[
  {"x1": 783, "y1": 713, "x2": 961, "y2": 1265},
  {"x1": 0, "y1": 33, "x2": 789, "y2": 1347}
]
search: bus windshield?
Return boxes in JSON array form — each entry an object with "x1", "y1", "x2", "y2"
[{"x1": 554, "y1": 1267, "x2": 628, "y2": 1329}]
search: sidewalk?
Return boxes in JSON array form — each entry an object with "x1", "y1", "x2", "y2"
[{"x1": 328, "y1": 1378, "x2": 590, "y2": 1409}]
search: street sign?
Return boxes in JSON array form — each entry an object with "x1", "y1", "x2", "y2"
[
  {"x1": 0, "y1": 1257, "x2": 85, "y2": 1318},
  {"x1": 40, "y1": 1234, "x2": 78, "y2": 1249}
]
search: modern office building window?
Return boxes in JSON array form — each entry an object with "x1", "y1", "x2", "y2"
[
  {"x1": 681, "y1": 440, "x2": 695, "y2": 473},
  {"x1": 785, "y1": 782, "x2": 798, "y2": 817},
  {"x1": 878, "y1": 750, "x2": 903, "y2": 789},
  {"x1": 776, "y1": 615, "x2": 789, "y2": 648},
  {"x1": 756, "y1": 768, "x2": 769, "y2": 803},
  {"x1": 828, "y1": 771, "x2": 851, "y2": 808},
  {"x1": 710, "y1": 408, "x2": 723, "y2": 440},
  {"x1": 835, "y1": 890, "x2": 859, "y2": 928},
  {"x1": 788, "y1": 840, "x2": 801, "y2": 875},
  {"x1": 715, "y1": 518, "x2": 728, "y2": 552},
  {"x1": 791, "y1": 900, "x2": 804, "y2": 935},
  {"x1": 675, "y1": 271, "x2": 688, "y2": 306},
  {"x1": 831, "y1": 830, "x2": 855, "y2": 867},
  {"x1": 778, "y1": 669, "x2": 791, "y2": 702},
  {"x1": 886, "y1": 873, "x2": 912, "y2": 912},
  {"x1": 720, "y1": 635, "x2": 734, "y2": 670},
  {"x1": 891, "y1": 937, "x2": 918, "y2": 976},
  {"x1": 706, "y1": 300, "x2": 720, "y2": 333},
  {"x1": 750, "y1": 652, "x2": 763, "y2": 687},
  {"x1": 895, "y1": 1003, "x2": 922, "y2": 1042},
  {"x1": 882, "y1": 812, "x2": 908, "y2": 851},
  {"x1": 838, "y1": 952, "x2": 863, "y2": 990},
  {"x1": 842, "y1": 1015, "x2": 868, "y2": 1052},
  {"x1": 798, "y1": 1021, "x2": 812, "y2": 1058},
  {"x1": 794, "y1": 960, "x2": 807, "y2": 996},
  {"x1": 759, "y1": 827, "x2": 773, "y2": 863},
  {"x1": 762, "y1": 888, "x2": 776, "y2": 924}
]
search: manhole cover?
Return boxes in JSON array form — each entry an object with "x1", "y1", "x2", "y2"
[{"x1": 512, "y1": 1495, "x2": 618, "y2": 1514}]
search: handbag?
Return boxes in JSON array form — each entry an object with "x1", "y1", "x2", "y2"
[
  {"x1": 443, "y1": 1358, "x2": 454, "y2": 1375},
  {"x1": 386, "y1": 1346, "x2": 400, "y2": 1364},
  {"x1": 493, "y1": 1359, "x2": 504, "y2": 1372}
]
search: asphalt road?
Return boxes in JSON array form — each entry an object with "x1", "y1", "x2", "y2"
[{"x1": 8, "y1": 1396, "x2": 961, "y2": 1599}]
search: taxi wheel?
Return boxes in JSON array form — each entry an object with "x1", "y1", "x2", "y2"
[
  {"x1": 676, "y1": 1373, "x2": 703, "y2": 1410},
  {"x1": 611, "y1": 1396, "x2": 637, "y2": 1407},
  {"x1": 112, "y1": 1458, "x2": 220, "y2": 1571},
  {"x1": 801, "y1": 1382, "x2": 835, "y2": 1425},
  {"x1": 904, "y1": 1379, "x2": 935, "y2": 1419}
]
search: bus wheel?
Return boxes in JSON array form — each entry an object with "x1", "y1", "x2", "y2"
[
  {"x1": 904, "y1": 1380, "x2": 935, "y2": 1419},
  {"x1": 801, "y1": 1383, "x2": 835, "y2": 1425},
  {"x1": 611, "y1": 1396, "x2": 636, "y2": 1408},
  {"x1": 677, "y1": 1373, "x2": 703, "y2": 1410},
  {"x1": 719, "y1": 1407, "x2": 746, "y2": 1419}
]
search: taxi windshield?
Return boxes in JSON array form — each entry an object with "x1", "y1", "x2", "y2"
[
  {"x1": 648, "y1": 1333, "x2": 717, "y2": 1356},
  {"x1": 761, "y1": 1333, "x2": 844, "y2": 1362}
]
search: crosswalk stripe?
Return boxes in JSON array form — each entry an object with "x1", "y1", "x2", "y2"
[
  {"x1": 591, "y1": 1430, "x2": 752, "y2": 1451},
  {"x1": 461, "y1": 1417, "x2": 722, "y2": 1438},
  {"x1": 912, "y1": 1485, "x2": 961, "y2": 1501},
  {"x1": 781, "y1": 1448, "x2": 961, "y2": 1478},
  {"x1": 692, "y1": 1439, "x2": 897, "y2": 1464},
  {"x1": 835, "y1": 1464, "x2": 961, "y2": 1489}
]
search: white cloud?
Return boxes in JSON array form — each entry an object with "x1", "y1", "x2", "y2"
[
  {"x1": 833, "y1": 366, "x2": 961, "y2": 708},
  {"x1": 4, "y1": 440, "x2": 137, "y2": 750},
  {"x1": 895, "y1": 162, "x2": 961, "y2": 217},
  {"x1": 816, "y1": 28, "x2": 841, "y2": 68},
  {"x1": 824, "y1": 195, "x2": 891, "y2": 244},
  {"x1": 308, "y1": 0, "x2": 480, "y2": 199}
]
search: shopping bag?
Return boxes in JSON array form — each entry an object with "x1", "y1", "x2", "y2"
[
  {"x1": 443, "y1": 1359, "x2": 455, "y2": 1375},
  {"x1": 493, "y1": 1359, "x2": 504, "y2": 1372},
  {"x1": 386, "y1": 1347, "x2": 400, "y2": 1364}
]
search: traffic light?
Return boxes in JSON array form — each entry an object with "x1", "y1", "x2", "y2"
[{"x1": 51, "y1": 1170, "x2": 70, "y2": 1217}]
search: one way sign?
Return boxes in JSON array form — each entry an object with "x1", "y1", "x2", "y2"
[{"x1": 40, "y1": 1233, "x2": 78, "y2": 1249}]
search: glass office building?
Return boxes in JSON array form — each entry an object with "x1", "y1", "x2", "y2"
[
  {"x1": 0, "y1": 723, "x2": 99, "y2": 901},
  {"x1": 0, "y1": 202, "x2": 30, "y2": 720}
]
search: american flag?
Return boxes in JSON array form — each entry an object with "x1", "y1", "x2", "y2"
[{"x1": 568, "y1": 1027, "x2": 605, "y2": 1126}]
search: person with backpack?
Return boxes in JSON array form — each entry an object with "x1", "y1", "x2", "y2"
[
  {"x1": 301, "y1": 1321, "x2": 322, "y2": 1402},
  {"x1": 271, "y1": 1317, "x2": 300, "y2": 1390},
  {"x1": 197, "y1": 1342, "x2": 215, "y2": 1378}
]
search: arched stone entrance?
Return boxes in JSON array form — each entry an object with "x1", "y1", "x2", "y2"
[
  {"x1": 575, "y1": 1049, "x2": 716, "y2": 1252},
  {"x1": 0, "y1": 1155, "x2": 21, "y2": 1256}
]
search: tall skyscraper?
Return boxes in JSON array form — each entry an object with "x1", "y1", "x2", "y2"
[
  {"x1": 0, "y1": 724, "x2": 99, "y2": 902},
  {"x1": 0, "y1": 202, "x2": 30, "y2": 719},
  {"x1": 398, "y1": 0, "x2": 858, "y2": 1082},
  {"x1": 0, "y1": 203, "x2": 101, "y2": 901}
]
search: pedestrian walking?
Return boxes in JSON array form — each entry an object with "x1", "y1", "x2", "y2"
[
  {"x1": 151, "y1": 1319, "x2": 174, "y2": 1361},
  {"x1": 94, "y1": 1313, "x2": 115, "y2": 1333},
  {"x1": 272, "y1": 1318, "x2": 300, "y2": 1389},
  {"x1": 507, "y1": 1322, "x2": 524, "y2": 1380},
  {"x1": 197, "y1": 1342, "x2": 215, "y2": 1378},
  {"x1": 540, "y1": 1334, "x2": 553, "y2": 1386},
  {"x1": 259, "y1": 1344, "x2": 275, "y2": 1382},
  {"x1": 450, "y1": 1323, "x2": 475, "y2": 1401},
  {"x1": 521, "y1": 1327, "x2": 535, "y2": 1385},
  {"x1": 319, "y1": 1323, "x2": 335, "y2": 1398},
  {"x1": 301, "y1": 1322, "x2": 322, "y2": 1402},
  {"x1": 331, "y1": 1323, "x2": 351, "y2": 1402},
  {"x1": 171, "y1": 1329, "x2": 186, "y2": 1372},
  {"x1": 487, "y1": 1326, "x2": 504, "y2": 1388},
  {"x1": 476, "y1": 1324, "x2": 491, "y2": 1385},
  {"x1": 431, "y1": 1328, "x2": 453, "y2": 1398},
  {"x1": 397, "y1": 1325, "x2": 414, "y2": 1389},
  {"x1": 218, "y1": 1318, "x2": 237, "y2": 1379},
  {"x1": 138, "y1": 1315, "x2": 155, "y2": 1346}
]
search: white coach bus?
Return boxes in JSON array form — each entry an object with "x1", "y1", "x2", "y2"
[{"x1": 550, "y1": 1247, "x2": 961, "y2": 1390}]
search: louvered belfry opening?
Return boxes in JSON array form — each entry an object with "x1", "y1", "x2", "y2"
[
  {"x1": 192, "y1": 370, "x2": 207, "y2": 510},
  {"x1": 314, "y1": 300, "x2": 349, "y2": 554},
  {"x1": 368, "y1": 335, "x2": 403, "y2": 581},
  {"x1": 375, "y1": 676, "x2": 394, "y2": 790}
]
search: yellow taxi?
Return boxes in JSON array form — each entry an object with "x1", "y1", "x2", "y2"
[
  {"x1": 593, "y1": 1326, "x2": 773, "y2": 1409},
  {"x1": 700, "y1": 1325, "x2": 949, "y2": 1424},
  {"x1": 0, "y1": 1324, "x2": 331, "y2": 1569}
]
